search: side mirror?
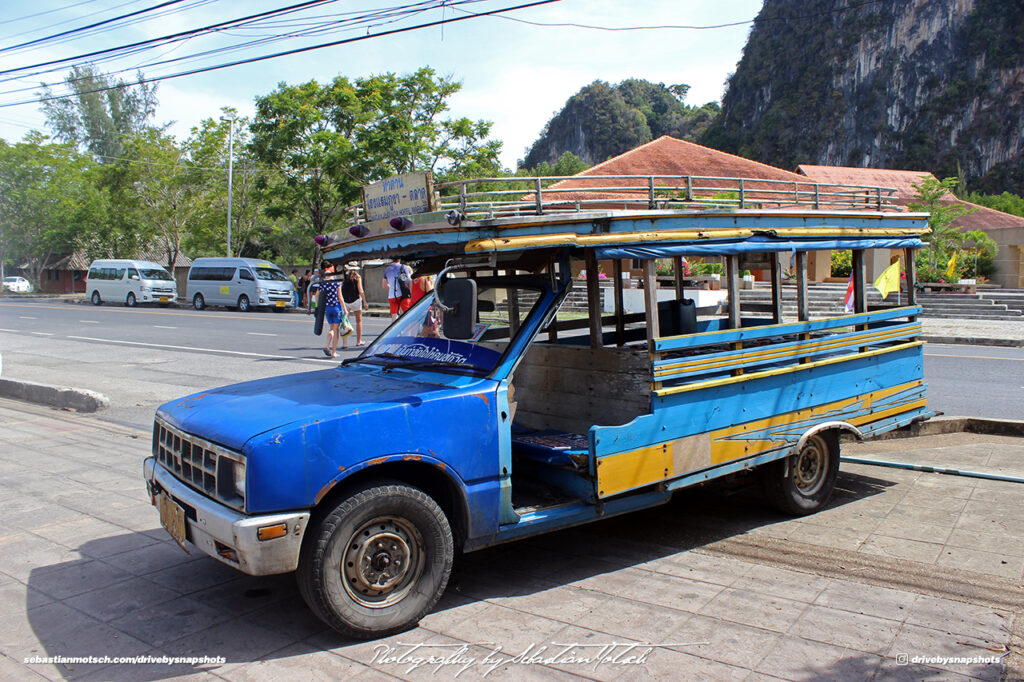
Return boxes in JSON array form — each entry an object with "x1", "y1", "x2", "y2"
[{"x1": 440, "y1": 278, "x2": 477, "y2": 340}]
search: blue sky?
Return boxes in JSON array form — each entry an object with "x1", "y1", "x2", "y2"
[{"x1": 0, "y1": 0, "x2": 763, "y2": 168}]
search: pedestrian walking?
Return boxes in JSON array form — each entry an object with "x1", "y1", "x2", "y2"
[
  {"x1": 298, "y1": 270, "x2": 311, "y2": 308},
  {"x1": 382, "y1": 256, "x2": 413, "y2": 320},
  {"x1": 341, "y1": 265, "x2": 368, "y2": 346},
  {"x1": 318, "y1": 262, "x2": 352, "y2": 358},
  {"x1": 289, "y1": 269, "x2": 300, "y2": 307}
]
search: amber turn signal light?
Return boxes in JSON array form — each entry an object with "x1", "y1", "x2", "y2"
[{"x1": 257, "y1": 523, "x2": 288, "y2": 541}]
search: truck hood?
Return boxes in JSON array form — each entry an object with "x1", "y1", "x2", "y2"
[{"x1": 157, "y1": 366, "x2": 448, "y2": 451}]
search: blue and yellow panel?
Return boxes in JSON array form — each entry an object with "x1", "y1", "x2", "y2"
[{"x1": 596, "y1": 380, "x2": 926, "y2": 499}]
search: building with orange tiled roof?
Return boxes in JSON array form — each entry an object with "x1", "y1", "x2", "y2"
[{"x1": 799, "y1": 165, "x2": 1024, "y2": 288}]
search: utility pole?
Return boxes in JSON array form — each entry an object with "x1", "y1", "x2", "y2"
[{"x1": 221, "y1": 113, "x2": 237, "y2": 257}]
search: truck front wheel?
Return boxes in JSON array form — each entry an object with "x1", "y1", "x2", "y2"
[
  {"x1": 298, "y1": 481, "x2": 453, "y2": 639},
  {"x1": 760, "y1": 431, "x2": 839, "y2": 515}
]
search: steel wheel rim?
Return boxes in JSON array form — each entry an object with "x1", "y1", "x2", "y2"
[
  {"x1": 794, "y1": 435, "x2": 828, "y2": 495},
  {"x1": 342, "y1": 515, "x2": 424, "y2": 608}
]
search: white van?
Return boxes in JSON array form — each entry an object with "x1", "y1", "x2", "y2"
[
  {"x1": 86, "y1": 260, "x2": 178, "y2": 307},
  {"x1": 186, "y1": 257, "x2": 294, "y2": 311}
]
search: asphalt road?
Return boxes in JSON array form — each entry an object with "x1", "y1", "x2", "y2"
[{"x1": 1, "y1": 299, "x2": 1022, "y2": 429}]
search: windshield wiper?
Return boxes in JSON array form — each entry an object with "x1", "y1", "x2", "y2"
[{"x1": 346, "y1": 351, "x2": 416, "y2": 368}]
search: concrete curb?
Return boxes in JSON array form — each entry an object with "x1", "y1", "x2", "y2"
[
  {"x1": 859, "y1": 415, "x2": 1024, "y2": 441},
  {"x1": 0, "y1": 377, "x2": 109, "y2": 413},
  {"x1": 922, "y1": 335, "x2": 1024, "y2": 348}
]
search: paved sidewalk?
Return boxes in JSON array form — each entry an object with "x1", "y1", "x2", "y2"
[{"x1": 0, "y1": 399, "x2": 1021, "y2": 681}]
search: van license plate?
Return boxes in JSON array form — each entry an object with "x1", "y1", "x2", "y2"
[
  {"x1": 159, "y1": 296, "x2": 168, "y2": 302},
  {"x1": 158, "y1": 493, "x2": 188, "y2": 549},
  {"x1": 276, "y1": 301, "x2": 286, "y2": 307}
]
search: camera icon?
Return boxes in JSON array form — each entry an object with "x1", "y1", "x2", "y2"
[{"x1": 895, "y1": 653, "x2": 909, "y2": 665}]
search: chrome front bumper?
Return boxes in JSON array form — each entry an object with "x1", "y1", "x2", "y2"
[{"x1": 143, "y1": 457, "x2": 309, "y2": 575}]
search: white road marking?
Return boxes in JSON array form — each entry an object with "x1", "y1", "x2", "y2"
[
  {"x1": 153, "y1": 325, "x2": 177, "y2": 329},
  {"x1": 19, "y1": 316, "x2": 36, "y2": 319},
  {"x1": 30, "y1": 332, "x2": 53, "y2": 336},
  {"x1": 80, "y1": 320, "x2": 99, "y2": 324},
  {"x1": 66, "y1": 335, "x2": 334, "y2": 364},
  {"x1": 247, "y1": 332, "x2": 276, "y2": 336},
  {"x1": 0, "y1": 327, "x2": 20, "y2": 332}
]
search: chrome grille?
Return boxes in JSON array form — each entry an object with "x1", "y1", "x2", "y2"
[{"x1": 152, "y1": 418, "x2": 245, "y2": 511}]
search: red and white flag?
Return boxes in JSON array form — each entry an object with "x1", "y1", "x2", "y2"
[{"x1": 843, "y1": 273, "x2": 855, "y2": 312}]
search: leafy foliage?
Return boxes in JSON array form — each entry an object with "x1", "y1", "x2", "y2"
[
  {"x1": 702, "y1": 0, "x2": 1024, "y2": 194},
  {"x1": 522, "y1": 79, "x2": 719, "y2": 168},
  {"x1": 39, "y1": 65, "x2": 160, "y2": 161},
  {"x1": 910, "y1": 176, "x2": 997, "y2": 281},
  {"x1": 0, "y1": 133, "x2": 105, "y2": 286},
  {"x1": 250, "y1": 68, "x2": 502, "y2": 238},
  {"x1": 963, "y1": 191, "x2": 1024, "y2": 218}
]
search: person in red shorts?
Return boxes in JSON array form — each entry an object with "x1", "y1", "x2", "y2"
[{"x1": 382, "y1": 256, "x2": 413, "y2": 320}]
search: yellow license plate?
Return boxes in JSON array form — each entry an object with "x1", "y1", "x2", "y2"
[
  {"x1": 159, "y1": 297, "x2": 169, "y2": 302},
  {"x1": 276, "y1": 301, "x2": 286, "y2": 307},
  {"x1": 158, "y1": 493, "x2": 188, "y2": 548}
]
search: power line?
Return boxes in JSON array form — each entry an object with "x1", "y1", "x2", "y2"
[
  {"x1": 3, "y1": 0, "x2": 103, "y2": 27},
  {"x1": 0, "y1": 0, "x2": 342, "y2": 78},
  {"x1": 1, "y1": 0, "x2": 189, "y2": 54},
  {"x1": 0, "y1": 0, "x2": 482, "y2": 93},
  {"x1": 0, "y1": 0, "x2": 561, "y2": 108}
]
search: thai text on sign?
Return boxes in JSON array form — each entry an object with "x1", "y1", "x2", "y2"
[{"x1": 362, "y1": 172, "x2": 435, "y2": 222}]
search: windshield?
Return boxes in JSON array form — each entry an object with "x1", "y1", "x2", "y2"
[
  {"x1": 138, "y1": 267, "x2": 173, "y2": 281},
  {"x1": 254, "y1": 267, "x2": 289, "y2": 282},
  {"x1": 358, "y1": 281, "x2": 544, "y2": 375}
]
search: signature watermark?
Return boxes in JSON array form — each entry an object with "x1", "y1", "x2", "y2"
[
  {"x1": 895, "y1": 653, "x2": 1005, "y2": 666},
  {"x1": 369, "y1": 640, "x2": 707, "y2": 676}
]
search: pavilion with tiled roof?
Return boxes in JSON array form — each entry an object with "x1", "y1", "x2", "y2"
[{"x1": 799, "y1": 165, "x2": 1024, "y2": 288}]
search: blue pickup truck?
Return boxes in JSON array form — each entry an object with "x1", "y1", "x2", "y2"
[{"x1": 145, "y1": 173, "x2": 933, "y2": 638}]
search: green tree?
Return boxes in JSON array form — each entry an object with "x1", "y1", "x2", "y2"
[
  {"x1": 250, "y1": 77, "x2": 366, "y2": 238},
  {"x1": 250, "y1": 68, "x2": 503, "y2": 237},
  {"x1": 909, "y1": 176, "x2": 997, "y2": 278},
  {"x1": 122, "y1": 130, "x2": 211, "y2": 272},
  {"x1": 0, "y1": 133, "x2": 105, "y2": 286},
  {"x1": 963, "y1": 190, "x2": 1024, "y2": 218},
  {"x1": 522, "y1": 151, "x2": 590, "y2": 178},
  {"x1": 183, "y1": 110, "x2": 278, "y2": 258},
  {"x1": 39, "y1": 65, "x2": 160, "y2": 161}
]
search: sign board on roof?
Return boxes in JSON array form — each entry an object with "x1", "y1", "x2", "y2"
[{"x1": 362, "y1": 172, "x2": 435, "y2": 222}]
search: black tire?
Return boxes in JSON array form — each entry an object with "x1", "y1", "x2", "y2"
[
  {"x1": 90, "y1": 291, "x2": 102, "y2": 306},
  {"x1": 237, "y1": 295, "x2": 250, "y2": 312},
  {"x1": 297, "y1": 481, "x2": 453, "y2": 639},
  {"x1": 761, "y1": 431, "x2": 840, "y2": 515},
  {"x1": 125, "y1": 292, "x2": 136, "y2": 307},
  {"x1": 192, "y1": 293, "x2": 205, "y2": 310}
]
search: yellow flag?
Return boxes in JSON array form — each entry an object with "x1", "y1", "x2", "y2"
[
  {"x1": 873, "y1": 260, "x2": 901, "y2": 300},
  {"x1": 946, "y1": 252, "x2": 958, "y2": 279}
]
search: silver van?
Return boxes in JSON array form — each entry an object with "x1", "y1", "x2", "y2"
[
  {"x1": 86, "y1": 259, "x2": 178, "y2": 307},
  {"x1": 187, "y1": 257, "x2": 295, "y2": 312}
]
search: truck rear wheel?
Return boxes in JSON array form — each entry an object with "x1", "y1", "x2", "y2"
[
  {"x1": 298, "y1": 481, "x2": 453, "y2": 639},
  {"x1": 761, "y1": 431, "x2": 839, "y2": 515}
]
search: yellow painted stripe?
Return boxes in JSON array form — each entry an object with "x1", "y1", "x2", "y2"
[
  {"x1": 597, "y1": 380, "x2": 925, "y2": 497},
  {"x1": 657, "y1": 307, "x2": 921, "y2": 345},
  {"x1": 653, "y1": 341, "x2": 924, "y2": 397},
  {"x1": 465, "y1": 227, "x2": 927, "y2": 252},
  {"x1": 654, "y1": 325, "x2": 921, "y2": 377},
  {"x1": 707, "y1": 383, "x2": 925, "y2": 464}
]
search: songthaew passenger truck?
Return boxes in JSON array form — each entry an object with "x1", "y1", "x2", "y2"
[{"x1": 144, "y1": 171, "x2": 934, "y2": 638}]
